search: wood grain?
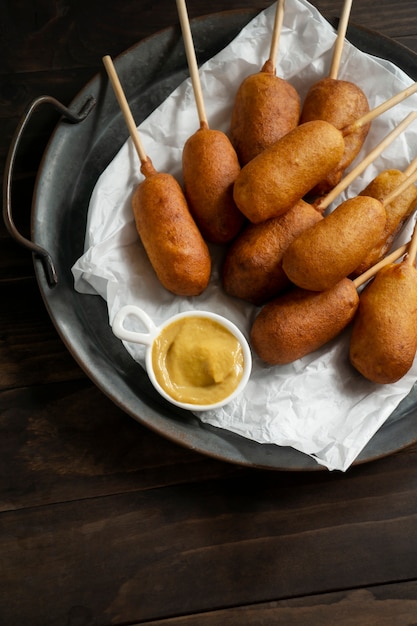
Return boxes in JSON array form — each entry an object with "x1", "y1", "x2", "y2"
[
  {"x1": 2, "y1": 2, "x2": 417, "y2": 624},
  {"x1": 137, "y1": 583, "x2": 417, "y2": 624},
  {"x1": 2, "y1": 452, "x2": 417, "y2": 624}
]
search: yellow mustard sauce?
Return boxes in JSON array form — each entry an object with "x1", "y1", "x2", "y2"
[{"x1": 152, "y1": 316, "x2": 245, "y2": 405}]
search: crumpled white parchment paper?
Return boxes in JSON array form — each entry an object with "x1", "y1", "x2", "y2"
[{"x1": 72, "y1": 0, "x2": 417, "y2": 471}]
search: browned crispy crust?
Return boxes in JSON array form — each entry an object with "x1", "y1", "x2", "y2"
[
  {"x1": 233, "y1": 120, "x2": 345, "y2": 223},
  {"x1": 351, "y1": 169, "x2": 417, "y2": 276},
  {"x1": 230, "y1": 60, "x2": 300, "y2": 166},
  {"x1": 182, "y1": 127, "x2": 245, "y2": 244},
  {"x1": 250, "y1": 278, "x2": 359, "y2": 365},
  {"x1": 282, "y1": 196, "x2": 386, "y2": 291},
  {"x1": 222, "y1": 200, "x2": 322, "y2": 305},
  {"x1": 132, "y1": 164, "x2": 211, "y2": 296},
  {"x1": 349, "y1": 262, "x2": 417, "y2": 383},
  {"x1": 300, "y1": 78, "x2": 370, "y2": 196}
]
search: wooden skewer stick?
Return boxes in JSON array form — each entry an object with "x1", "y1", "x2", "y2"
[
  {"x1": 404, "y1": 153, "x2": 417, "y2": 177},
  {"x1": 176, "y1": 0, "x2": 208, "y2": 128},
  {"x1": 268, "y1": 0, "x2": 285, "y2": 74},
  {"x1": 102, "y1": 55, "x2": 148, "y2": 167},
  {"x1": 342, "y1": 81, "x2": 417, "y2": 135},
  {"x1": 353, "y1": 241, "x2": 409, "y2": 288},
  {"x1": 329, "y1": 0, "x2": 353, "y2": 80},
  {"x1": 315, "y1": 111, "x2": 417, "y2": 212}
]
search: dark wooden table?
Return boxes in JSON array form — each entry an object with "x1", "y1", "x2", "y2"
[{"x1": 2, "y1": 1, "x2": 417, "y2": 624}]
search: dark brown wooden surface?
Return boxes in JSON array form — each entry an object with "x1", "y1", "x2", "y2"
[{"x1": 2, "y1": 1, "x2": 417, "y2": 624}]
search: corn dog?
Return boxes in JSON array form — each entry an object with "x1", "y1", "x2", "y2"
[
  {"x1": 182, "y1": 125, "x2": 245, "y2": 243},
  {"x1": 250, "y1": 243, "x2": 409, "y2": 366},
  {"x1": 283, "y1": 166, "x2": 417, "y2": 291},
  {"x1": 230, "y1": 60, "x2": 300, "y2": 166},
  {"x1": 250, "y1": 278, "x2": 359, "y2": 365},
  {"x1": 222, "y1": 200, "x2": 322, "y2": 305},
  {"x1": 300, "y1": 77, "x2": 370, "y2": 196},
  {"x1": 222, "y1": 116, "x2": 415, "y2": 305},
  {"x1": 298, "y1": 0, "x2": 370, "y2": 195},
  {"x1": 282, "y1": 195, "x2": 386, "y2": 291},
  {"x1": 233, "y1": 120, "x2": 345, "y2": 223},
  {"x1": 230, "y1": 0, "x2": 300, "y2": 165},
  {"x1": 352, "y1": 165, "x2": 417, "y2": 276},
  {"x1": 177, "y1": 0, "x2": 245, "y2": 244},
  {"x1": 349, "y1": 260, "x2": 417, "y2": 383},
  {"x1": 132, "y1": 159, "x2": 211, "y2": 296},
  {"x1": 103, "y1": 55, "x2": 211, "y2": 297}
]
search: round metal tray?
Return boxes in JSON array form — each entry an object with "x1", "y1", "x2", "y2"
[{"x1": 25, "y1": 10, "x2": 417, "y2": 470}]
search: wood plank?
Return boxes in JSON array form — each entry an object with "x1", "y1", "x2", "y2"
[
  {"x1": 1, "y1": 0, "x2": 415, "y2": 82},
  {"x1": 0, "y1": 238, "x2": 34, "y2": 281},
  {"x1": 137, "y1": 581, "x2": 417, "y2": 625},
  {"x1": 0, "y1": 378, "x2": 238, "y2": 511},
  {"x1": 2, "y1": 363, "x2": 417, "y2": 510},
  {"x1": 316, "y1": 0, "x2": 417, "y2": 36},
  {"x1": 1, "y1": 453, "x2": 417, "y2": 624},
  {"x1": 0, "y1": 277, "x2": 84, "y2": 389},
  {"x1": 0, "y1": 1, "x2": 268, "y2": 74},
  {"x1": 2, "y1": 3, "x2": 417, "y2": 626}
]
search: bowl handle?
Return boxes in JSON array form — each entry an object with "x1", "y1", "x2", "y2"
[
  {"x1": 112, "y1": 305, "x2": 157, "y2": 346},
  {"x1": 2, "y1": 95, "x2": 96, "y2": 287}
]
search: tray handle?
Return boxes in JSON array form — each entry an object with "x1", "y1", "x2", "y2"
[{"x1": 3, "y1": 95, "x2": 96, "y2": 287}]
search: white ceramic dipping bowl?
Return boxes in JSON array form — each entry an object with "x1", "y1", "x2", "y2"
[{"x1": 112, "y1": 305, "x2": 252, "y2": 411}]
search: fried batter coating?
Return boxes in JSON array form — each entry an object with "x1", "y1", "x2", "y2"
[
  {"x1": 352, "y1": 169, "x2": 417, "y2": 276},
  {"x1": 233, "y1": 120, "x2": 345, "y2": 223},
  {"x1": 230, "y1": 60, "x2": 300, "y2": 166},
  {"x1": 350, "y1": 261, "x2": 417, "y2": 383},
  {"x1": 182, "y1": 127, "x2": 245, "y2": 244},
  {"x1": 300, "y1": 77, "x2": 370, "y2": 196},
  {"x1": 132, "y1": 160, "x2": 211, "y2": 296},
  {"x1": 222, "y1": 200, "x2": 322, "y2": 305},
  {"x1": 250, "y1": 278, "x2": 359, "y2": 365},
  {"x1": 282, "y1": 196, "x2": 386, "y2": 291}
]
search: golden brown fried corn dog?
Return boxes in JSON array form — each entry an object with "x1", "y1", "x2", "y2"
[
  {"x1": 182, "y1": 125, "x2": 245, "y2": 244},
  {"x1": 300, "y1": 77, "x2": 370, "y2": 195},
  {"x1": 250, "y1": 241, "x2": 410, "y2": 365},
  {"x1": 222, "y1": 200, "x2": 323, "y2": 305},
  {"x1": 233, "y1": 120, "x2": 345, "y2": 223},
  {"x1": 349, "y1": 260, "x2": 417, "y2": 383},
  {"x1": 176, "y1": 0, "x2": 245, "y2": 244},
  {"x1": 352, "y1": 169, "x2": 417, "y2": 276},
  {"x1": 250, "y1": 278, "x2": 359, "y2": 365},
  {"x1": 132, "y1": 159, "x2": 211, "y2": 296},
  {"x1": 223, "y1": 116, "x2": 417, "y2": 305},
  {"x1": 102, "y1": 54, "x2": 211, "y2": 297},
  {"x1": 230, "y1": 59, "x2": 300, "y2": 166},
  {"x1": 282, "y1": 196, "x2": 387, "y2": 291},
  {"x1": 230, "y1": 0, "x2": 300, "y2": 166}
]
